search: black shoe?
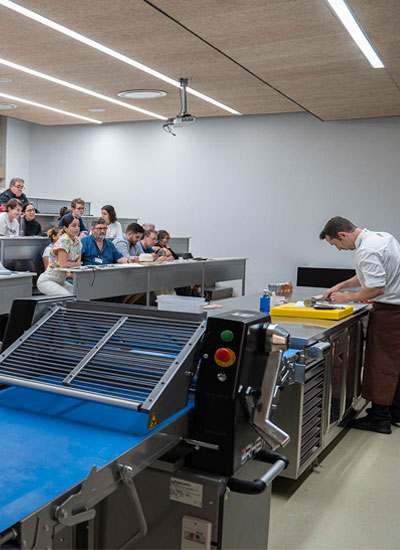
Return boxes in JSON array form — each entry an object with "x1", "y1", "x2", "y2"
[{"x1": 348, "y1": 416, "x2": 392, "y2": 434}]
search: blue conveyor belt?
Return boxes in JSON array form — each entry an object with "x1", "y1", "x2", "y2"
[{"x1": 0, "y1": 386, "x2": 193, "y2": 533}]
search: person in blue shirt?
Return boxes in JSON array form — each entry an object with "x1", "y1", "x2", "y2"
[
  {"x1": 58, "y1": 197, "x2": 87, "y2": 236},
  {"x1": 138, "y1": 229, "x2": 159, "y2": 255},
  {"x1": 81, "y1": 218, "x2": 131, "y2": 266}
]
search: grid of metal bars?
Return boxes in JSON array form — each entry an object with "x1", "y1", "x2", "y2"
[{"x1": 0, "y1": 307, "x2": 203, "y2": 408}]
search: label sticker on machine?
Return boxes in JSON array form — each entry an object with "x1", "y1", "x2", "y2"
[{"x1": 170, "y1": 478, "x2": 203, "y2": 508}]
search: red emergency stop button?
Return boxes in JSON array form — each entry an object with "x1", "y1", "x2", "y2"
[{"x1": 215, "y1": 347, "x2": 236, "y2": 367}]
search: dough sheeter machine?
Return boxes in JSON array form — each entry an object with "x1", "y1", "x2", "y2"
[{"x1": 0, "y1": 298, "x2": 300, "y2": 549}]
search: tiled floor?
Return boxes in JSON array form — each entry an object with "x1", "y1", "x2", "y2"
[{"x1": 269, "y1": 426, "x2": 400, "y2": 550}]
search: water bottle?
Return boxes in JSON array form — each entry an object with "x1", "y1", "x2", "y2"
[{"x1": 260, "y1": 290, "x2": 270, "y2": 314}]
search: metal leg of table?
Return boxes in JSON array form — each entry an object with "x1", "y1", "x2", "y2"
[
  {"x1": 201, "y1": 266, "x2": 205, "y2": 298},
  {"x1": 146, "y1": 271, "x2": 151, "y2": 306},
  {"x1": 242, "y1": 272, "x2": 246, "y2": 296}
]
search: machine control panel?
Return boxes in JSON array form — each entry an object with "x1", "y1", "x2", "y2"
[{"x1": 214, "y1": 347, "x2": 236, "y2": 367}]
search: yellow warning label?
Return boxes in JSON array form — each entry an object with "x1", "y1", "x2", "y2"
[{"x1": 149, "y1": 413, "x2": 157, "y2": 429}]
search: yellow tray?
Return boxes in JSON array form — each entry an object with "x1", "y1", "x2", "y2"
[{"x1": 270, "y1": 303, "x2": 354, "y2": 320}]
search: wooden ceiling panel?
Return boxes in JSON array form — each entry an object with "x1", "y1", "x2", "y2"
[
  {"x1": 0, "y1": 1, "x2": 299, "y2": 124},
  {"x1": 0, "y1": 0, "x2": 398, "y2": 124},
  {"x1": 152, "y1": 0, "x2": 400, "y2": 120}
]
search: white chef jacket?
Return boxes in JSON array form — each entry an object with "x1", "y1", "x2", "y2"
[{"x1": 355, "y1": 228, "x2": 400, "y2": 305}]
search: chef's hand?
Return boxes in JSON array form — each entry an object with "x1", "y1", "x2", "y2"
[
  {"x1": 323, "y1": 284, "x2": 342, "y2": 300},
  {"x1": 330, "y1": 292, "x2": 352, "y2": 304}
]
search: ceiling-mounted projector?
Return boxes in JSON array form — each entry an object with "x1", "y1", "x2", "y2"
[{"x1": 163, "y1": 78, "x2": 196, "y2": 136}]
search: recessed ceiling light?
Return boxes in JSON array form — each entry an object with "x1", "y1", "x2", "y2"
[
  {"x1": 0, "y1": 77, "x2": 12, "y2": 83},
  {"x1": 89, "y1": 108, "x2": 106, "y2": 112},
  {"x1": 0, "y1": 102, "x2": 16, "y2": 110},
  {"x1": 118, "y1": 90, "x2": 167, "y2": 100},
  {"x1": 0, "y1": 91, "x2": 102, "y2": 123},
  {"x1": 326, "y1": 0, "x2": 384, "y2": 68},
  {"x1": 0, "y1": 0, "x2": 241, "y2": 115},
  {"x1": 0, "y1": 58, "x2": 167, "y2": 121}
]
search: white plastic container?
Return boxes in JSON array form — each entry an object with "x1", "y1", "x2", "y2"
[{"x1": 157, "y1": 295, "x2": 206, "y2": 314}]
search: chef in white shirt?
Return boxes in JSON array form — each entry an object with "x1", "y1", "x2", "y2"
[{"x1": 320, "y1": 216, "x2": 400, "y2": 435}]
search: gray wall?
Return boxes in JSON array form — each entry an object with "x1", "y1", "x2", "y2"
[
  {"x1": 7, "y1": 113, "x2": 400, "y2": 293},
  {"x1": 5, "y1": 118, "x2": 31, "y2": 188}
]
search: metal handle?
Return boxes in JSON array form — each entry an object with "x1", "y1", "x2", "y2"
[{"x1": 227, "y1": 450, "x2": 288, "y2": 495}]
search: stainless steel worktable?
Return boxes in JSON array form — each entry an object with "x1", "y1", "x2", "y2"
[
  {"x1": 211, "y1": 287, "x2": 369, "y2": 347},
  {"x1": 60, "y1": 257, "x2": 247, "y2": 303},
  {"x1": 0, "y1": 272, "x2": 34, "y2": 315},
  {"x1": 211, "y1": 288, "x2": 370, "y2": 479}
]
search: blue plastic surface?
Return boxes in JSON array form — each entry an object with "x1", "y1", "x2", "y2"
[
  {"x1": 0, "y1": 386, "x2": 193, "y2": 533},
  {"x1": 283, "y1": 348, "x2": 301, "y2": 358}
]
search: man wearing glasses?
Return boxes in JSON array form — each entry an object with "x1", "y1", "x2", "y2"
[
  {"x1": 80, "y1": 218, "x2": 131, "y2": 266},
  {"x1": 58, "y1": 197, "x2": 88, "y2": 235},
  {"x1": 0, "y1": 177, "x2": 29, "y2": 207}
]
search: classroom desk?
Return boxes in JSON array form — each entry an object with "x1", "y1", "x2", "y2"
[
  {"x1": 60, "y1": 257, "x2": 247, "y2": 304},
  {"x1": 0, "y1": 272, "x2": 34, "y2": 314},
  {"x1": 0, "y1": 237, "x2": 49, "y2": 270},
  {"x1": 36, "y1": 215, "x2": 139, "y2": 233}
]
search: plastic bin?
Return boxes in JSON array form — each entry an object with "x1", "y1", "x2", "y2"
[{"x1": 157, "y1": 295, "x2": 206, "y2": 313}]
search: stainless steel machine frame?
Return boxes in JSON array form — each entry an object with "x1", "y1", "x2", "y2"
[{"x1": 209, "y1": 291, "x2": 369, "y2": 480}]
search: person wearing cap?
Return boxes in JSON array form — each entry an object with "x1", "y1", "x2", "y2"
[
  {"x1": 0, "y1": 177, "x2": 29, "y2": 207},
  {"x1": 319, "y1": 216, "x2": 400, "y2": 435}
]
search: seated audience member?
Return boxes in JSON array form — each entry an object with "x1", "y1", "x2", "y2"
[
  {"x1": 20, "y1": 202, "x2": 42, "y2": 236},
  {"x1": 101, "y1": 205, "x2": 123, "y2": 238},
  {"x1": 0, "y1": 198, "x2": 23, "y2": 236},
  {"x1": 42, "y1": 226, "x2": 62, "y2": 269},
  {"x1": 81, "y1": 218, "x2": 131, "y2": 266},
  {"x1": 138, "y1": 229, "x2": 158, "y2": 254},
  {"x1": 155, "y1": 230, "x2": 178, "y2": 260},
  {"x1": 0, "y1": 178, "x2": 29, "y2": 207},
  {"x1": 142, "y1": 223, "x2": 156, "y2": 231},
  {"x1": 58, "y1": 198, "x2": 87, "y2": 235},
  {"x1": 37, "y1": 214, "x2": 81, "y2": 295},
  {"x1": 58, "y1": 206, "x2": 71, "y2": 220},
  {"x1": 113, "y1": 222, "x2": 144, "y2": 260}
]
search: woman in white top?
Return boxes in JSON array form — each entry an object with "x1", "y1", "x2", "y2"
[
  {"x1": 0, "y1": 198, "x2": 23, "y2": 236},
  {"x1": 42, "y1": 226, "x2": 62, "y2": 269},
  {"x1": 101, "y1": 204, "x2": 123, "y2": 238}
]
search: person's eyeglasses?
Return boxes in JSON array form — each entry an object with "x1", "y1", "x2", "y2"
[
  {"x1": 12, "y1": 184, "x2": 24, "y2": 190},
  {"x1": 25, "y1": 209, "x2": 35, "y2": 213},
  {"x1": 75, "y1": 207, "x2": 85, "y2": 211},
  {"x1": 93, "y1": 227, "x2": 107, "y2": 231}
]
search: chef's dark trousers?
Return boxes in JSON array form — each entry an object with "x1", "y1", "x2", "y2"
[{"x1": 366, "y1": 375, "x2": 400, "y2": 422}]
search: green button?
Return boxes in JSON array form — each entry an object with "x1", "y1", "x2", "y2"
[{"x1": 221, "y1": 330, "x2": 234, "y2": 342}]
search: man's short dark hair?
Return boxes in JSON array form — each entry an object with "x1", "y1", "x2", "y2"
[
  {"x1": 91, "y1": 217, "x2": 107, "y2": 228},
  {"x1": 319, "y1": 217, "x2": 357, "y2": 240},
  {"x1": 5, "y1": 198, "x2": 23, "y2": 210},
  {"x1": 126, "y1": 222, "x2": 144, "y2": 235}
]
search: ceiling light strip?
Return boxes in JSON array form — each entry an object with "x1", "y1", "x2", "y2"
[
  {"x1": 325, "y1": 0, "x2": 384, "y2": 69},
  {"x1": 0, "y1": 91, "x2": 102, "y2": 123},
  {"x1": 0, "y1": 0, "x2": 241, "y2": 115},
  {"x1": 0, "y1": 58, "x2": 167, "y2": 120}
]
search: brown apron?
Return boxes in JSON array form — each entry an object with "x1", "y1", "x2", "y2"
[{"x1": 363, "y1": 302, "x2": 400, "y2": 405}]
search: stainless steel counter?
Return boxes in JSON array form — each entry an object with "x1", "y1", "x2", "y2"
[
  {"x1": 211, "y1": 288, "x2": 369, "y2": 479},
  {"x1": 211, "y1": 288, "x2": 369, "y2": 348}
]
